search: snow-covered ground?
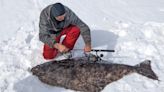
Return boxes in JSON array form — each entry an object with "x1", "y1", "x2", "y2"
[{"x1": 0, "y1": 0, "x2": 164, "y2": 92}]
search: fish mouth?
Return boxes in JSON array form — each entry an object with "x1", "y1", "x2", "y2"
[{"x1": 31, "y1": 65, "x2": 45, "y2": 76}]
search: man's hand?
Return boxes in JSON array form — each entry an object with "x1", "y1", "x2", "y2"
[
  {"x1": 54, "y1": 43, "x2": 69, "y2": 53},
  {"x1": 84, "y1": 44, "x2": 92, "y2": 52}
]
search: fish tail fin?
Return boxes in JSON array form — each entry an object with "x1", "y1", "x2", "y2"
[{"x1": 135, "y1": 60, "x2": 159, "y2": 80}]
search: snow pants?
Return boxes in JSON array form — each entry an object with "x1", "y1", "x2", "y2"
[{"x1": 43, "y1": 25, "x2": 80, "y2": 60}]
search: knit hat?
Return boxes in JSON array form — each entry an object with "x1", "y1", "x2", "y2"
[{"x1": 51, "y1": 3, "x2": 65, "y2": 17}]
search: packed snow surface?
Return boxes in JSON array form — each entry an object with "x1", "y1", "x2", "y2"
[{"x1": 0, "y1": 0, "x2": 164, "y2": 92}]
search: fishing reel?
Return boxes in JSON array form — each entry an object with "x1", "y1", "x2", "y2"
[{"x1": 85, "y1": 52, "x2": 104, "y2": 62}]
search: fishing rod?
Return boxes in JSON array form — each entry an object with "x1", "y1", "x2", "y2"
[
  {"x1": 73, "y1": 49, "x2": 115, "y2": 62},
  {"x1": 74, "y1": 49, "x2": 115, "y2": 52},
  {"x1": 74, "y1": 49, "x2": 115, "y2": 56},
  {"x1": 91, "y1": 49, "x2": 115, "y2": 52}
]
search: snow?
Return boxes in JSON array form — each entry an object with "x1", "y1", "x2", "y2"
[{"x1": 0, "y1": 0, "x2": 164, "y2": 92}]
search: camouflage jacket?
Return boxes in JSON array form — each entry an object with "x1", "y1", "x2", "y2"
[{"x1": 39, "y1": 4, "x2": 91, "y2": 48}]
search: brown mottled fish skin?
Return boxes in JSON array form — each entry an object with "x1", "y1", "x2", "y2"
[{"x1": 31, "y1": 57, "x2": 158, "y2": 92}]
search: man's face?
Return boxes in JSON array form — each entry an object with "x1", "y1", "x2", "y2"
[{"x1": 55, "y1": 13, "x2": 66, "y2": 21}]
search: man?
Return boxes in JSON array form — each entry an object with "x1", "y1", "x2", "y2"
[{"x1": 39, "y1": 3, "x2": 92, "y2": 60}]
